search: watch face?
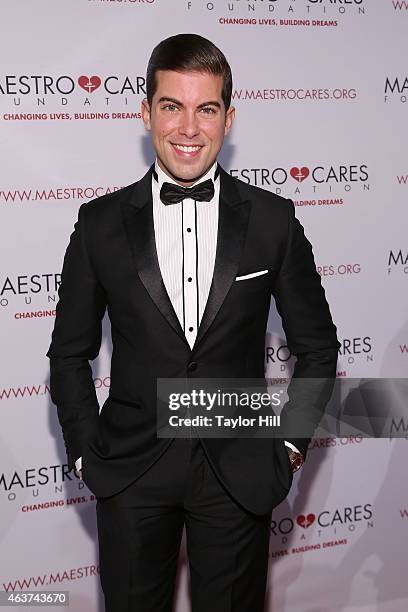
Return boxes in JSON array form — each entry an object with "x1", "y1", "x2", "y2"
[{"x1": 290, "y1": 452, "x2": 304, "y2": 472}]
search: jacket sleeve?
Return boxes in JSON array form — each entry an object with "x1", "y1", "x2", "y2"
[
  {"x1": 47, "y1": 202, "x2": 107, "y2": 471},
  {"x1": 273, "y1": 199, "x2": 340, "y2": 459}
]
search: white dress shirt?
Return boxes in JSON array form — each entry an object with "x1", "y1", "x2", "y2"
[
  {"x1": 152, "y1": 160, "x2": 219, "y2": 349},
  {"x1": 74, "y1": 160, "x2": 300, "y2": 474}
]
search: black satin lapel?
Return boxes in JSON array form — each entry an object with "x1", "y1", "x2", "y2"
[
  {"x1": 193, "y1": 194, "x2": 251, "y2": 350},
  {"x1": 121, "y1": 185, "x2": 188, "y2": 346}
]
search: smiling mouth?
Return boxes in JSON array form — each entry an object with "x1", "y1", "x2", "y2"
[{"x1": 171, "y1": 143, "x2": 203, "y2": 155}]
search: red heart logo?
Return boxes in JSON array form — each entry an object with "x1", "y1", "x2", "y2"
[
  {"x1": 296, "y1": 513, "x2": 315, "y2": 529},
  {"x1": 290, "y1": 167, "x2": 310, "y2": 183},
  {"x1": 78, "y1": 75, "x2": 101, "y2": 94}
]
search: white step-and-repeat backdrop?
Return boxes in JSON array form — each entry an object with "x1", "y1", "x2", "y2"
[{"x1": 1, "y1": 1, "x2": 407, "y2": 611}]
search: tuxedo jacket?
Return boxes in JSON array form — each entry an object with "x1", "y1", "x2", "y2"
[{"x1": 47, "y1": 164, "x2": 340, "y2": 516}]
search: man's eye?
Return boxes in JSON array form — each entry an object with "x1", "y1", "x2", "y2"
[
  {"x1": 200, "y1": 107, "x2": 216, "y2": 114},
  {"x1": 163, "y1": 104, "x2": 178, "y2": 112}
]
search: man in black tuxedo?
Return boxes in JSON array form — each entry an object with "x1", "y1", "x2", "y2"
[{"x1": 48, "y1": 33, "x2": 339, "y2": 612}]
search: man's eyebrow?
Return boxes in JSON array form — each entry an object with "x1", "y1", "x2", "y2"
[
  {"x1": 197, "y1": 101, "x2": 221, "y2": 109},
  {"x1": 157, "y1": 96, "x2": 183, "y2": 106}
]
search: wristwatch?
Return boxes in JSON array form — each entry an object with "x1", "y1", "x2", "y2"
[{"x1": 287, "y1": 448, "x2": 304, "y2": 472}]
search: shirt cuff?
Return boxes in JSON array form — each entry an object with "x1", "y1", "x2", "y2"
[
  {"x1": 75, "y1": 456, "x2": 82, "y2": 472},
  {"x1": 284, "y1": 441, "x2": 301, "y2": 455}
]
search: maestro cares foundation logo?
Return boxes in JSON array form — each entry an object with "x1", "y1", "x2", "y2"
[
  {"x1": 270, "y1": 503, "x2": 374, "y2": 550},
  {"x1": 230, "y1": 162, "x2": 369, "y2": 203},
  {"x1": 0, "y1": 73, "x2": 146, "y2": 120},
  {"x1": 0, "y1": 272, "x2": 60, "y2": 320},
  {"x1": 0, "y1": 461, "x2": 87, "y2": 506}
]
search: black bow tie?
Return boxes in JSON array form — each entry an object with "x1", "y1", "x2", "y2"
[
  {"x1": 154, "y1": 165, "x2": 220, "y2": 205},
  {"x1": 160, "y1": 178, "x2": 215, "y2": 206}
]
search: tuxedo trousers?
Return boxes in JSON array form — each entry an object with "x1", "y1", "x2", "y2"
[{"x1": 95, "y1": 436, "x2": 273, "y2": 612}]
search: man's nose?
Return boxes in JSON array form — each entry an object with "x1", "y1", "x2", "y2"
[{"x1": 178, "y1": 111, "x2": 200, "y2": 139}]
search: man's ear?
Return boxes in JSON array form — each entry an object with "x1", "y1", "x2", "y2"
[
  {"x1": 224, "y1": 105, "x2": 235, "y2": 136},
  {"x1": 141, "y1": 98, "x2": 151, "y2": 130}
]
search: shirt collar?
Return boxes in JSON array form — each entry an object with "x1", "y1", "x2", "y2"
[{"x1": 153, "y1": 159, "x2": 218, "y2": 190}]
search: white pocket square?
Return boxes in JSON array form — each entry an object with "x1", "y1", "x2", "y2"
[{"x1": 235, "y1": 269, "x2": 269, "y2": 281}]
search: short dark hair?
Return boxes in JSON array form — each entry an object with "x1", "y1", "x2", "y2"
[{"x1": 146, "y1": 33, "x2": 233, "y2": 111}]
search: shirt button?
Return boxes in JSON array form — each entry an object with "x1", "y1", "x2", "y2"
[
  {"x1": 187, "y1": 277, "x2": 192, "y2": 282},
  {"x1": 188, "y1": 326, "x2": 194, "y2": 332},
  {"x1": 187, "y1": 361, "x2": 198, "y2": 372},
  {"x1": 187, "y1": 227, "x2": 192, "y2": 232}
]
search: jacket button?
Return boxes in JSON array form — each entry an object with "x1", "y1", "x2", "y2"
[{"x1": 187, "y1": 361, "x2": 198, "y2": 372}]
